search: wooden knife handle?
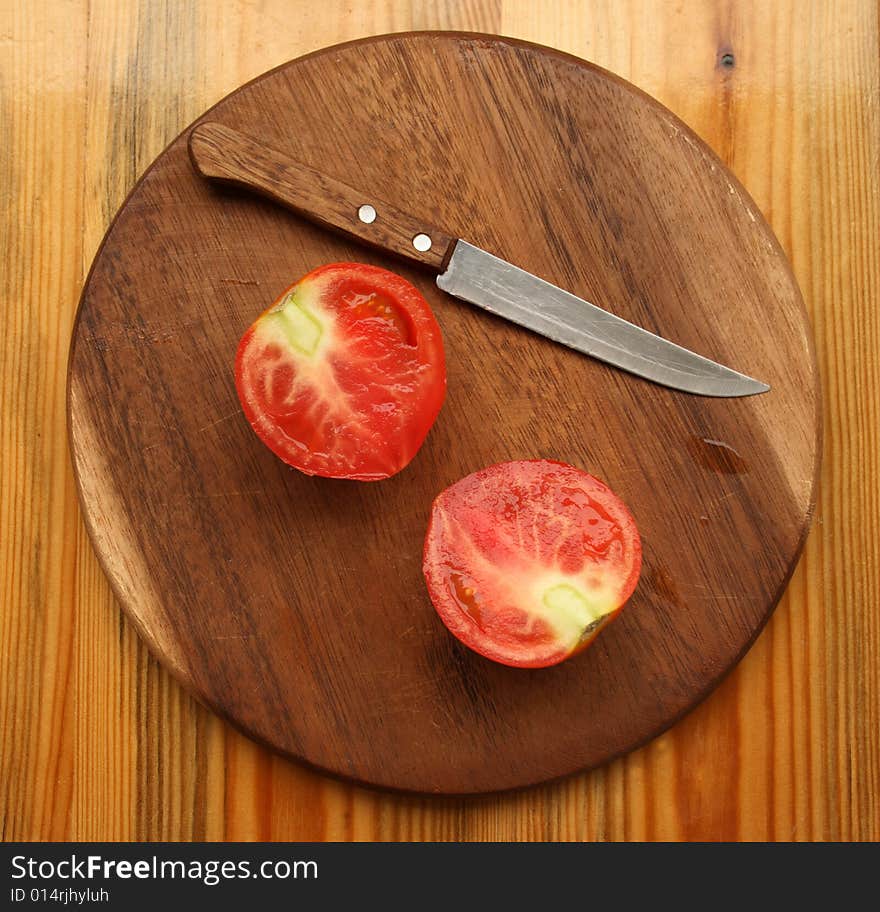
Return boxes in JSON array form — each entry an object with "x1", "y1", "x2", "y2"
[{"x1": 188, "y1": 121, "x2": 456, "y2": 271}]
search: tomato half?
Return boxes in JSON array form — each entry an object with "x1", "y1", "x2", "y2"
[
  {"x1": 423, "y1": 460, "x2": 642, "y2": 668},
  {"x1": 235, "y1": 263, "x2": 446, "y2": 480}
]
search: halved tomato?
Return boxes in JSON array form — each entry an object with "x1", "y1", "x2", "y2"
[
  {"x1": 423, "y1": 460, "x2": 642, "y2": 668},
  {"x1": 235, "y1": 263, "x2": 446, "y2": 480}
]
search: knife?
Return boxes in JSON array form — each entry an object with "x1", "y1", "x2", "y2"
[{"x1": 188, "y1": 122, "x2": 768, "y2": 397}]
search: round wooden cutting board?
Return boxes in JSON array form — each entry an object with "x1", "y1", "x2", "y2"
[{"x1": 68, "y1": 33, "x2": 820, "y2": 794}]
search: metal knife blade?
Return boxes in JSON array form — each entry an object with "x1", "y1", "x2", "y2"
[{"x1": 436, "y1": 240, "x2": 769, "y2": 398}]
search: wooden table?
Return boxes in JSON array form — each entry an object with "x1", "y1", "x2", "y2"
[{"x1": 2, "y1": 0, "x2": 877, "y2": 841}]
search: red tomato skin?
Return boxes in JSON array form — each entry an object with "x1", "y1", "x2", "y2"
[
  {"x1": 234, "y1": 263, "x2": 446, "y2": 481},
  {"x1": 422, "y1": 460, "x2": 642, "y2": 669}
]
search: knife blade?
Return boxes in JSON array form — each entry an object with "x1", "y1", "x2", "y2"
[
  {"x1": 188, "y1": 121, "x2": 769, "y2": 397},
  {"x1": 437, "y1": 240, "x2": 768, "y2": 397}
]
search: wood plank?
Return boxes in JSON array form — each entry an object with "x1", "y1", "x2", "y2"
[
  {"x1": 0, "y1": 0, "x2": 88, "y2": 841},
  {"x1": 1, "y1": 0, "x2": 877, "y2": 840}
]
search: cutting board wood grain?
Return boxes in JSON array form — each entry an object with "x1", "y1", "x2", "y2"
[{"x1": 67, "y1": 33, "x2": 820, "y2": 794}]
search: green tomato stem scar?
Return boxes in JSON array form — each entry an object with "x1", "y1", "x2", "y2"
[
  {"x1": 542, "y1": 583, "x2": 613, "y2": 643},
  {"x1": 272, "y1": 293, "x2": 323, "y2": 356}
]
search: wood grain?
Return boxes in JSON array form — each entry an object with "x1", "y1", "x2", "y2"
[
  {"x1": 68, "y1": 31, "x2": 817, "y2": 793},
  {"x1": 188, "y1": 121, "x2": 457, "y2": 269},
  {"x1": 2, "y1": 0, "x2": 878, "y2": 838}
]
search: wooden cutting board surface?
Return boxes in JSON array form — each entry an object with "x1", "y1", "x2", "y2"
[{"x1": 67, "y1": 32, "x2": 820, "y2": 794}]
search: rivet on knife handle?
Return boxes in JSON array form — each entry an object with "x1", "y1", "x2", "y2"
[{"x1": 188, "y1": 121, "x2": 456, "y2": 270}]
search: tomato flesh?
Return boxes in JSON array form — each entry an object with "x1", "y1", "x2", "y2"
[
  {"x1": 422, "y1": 460, "x2": 642, "y2": 668},
  {"x1": 235, "y1": 263, "x2": 446, "y2": 480}
]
